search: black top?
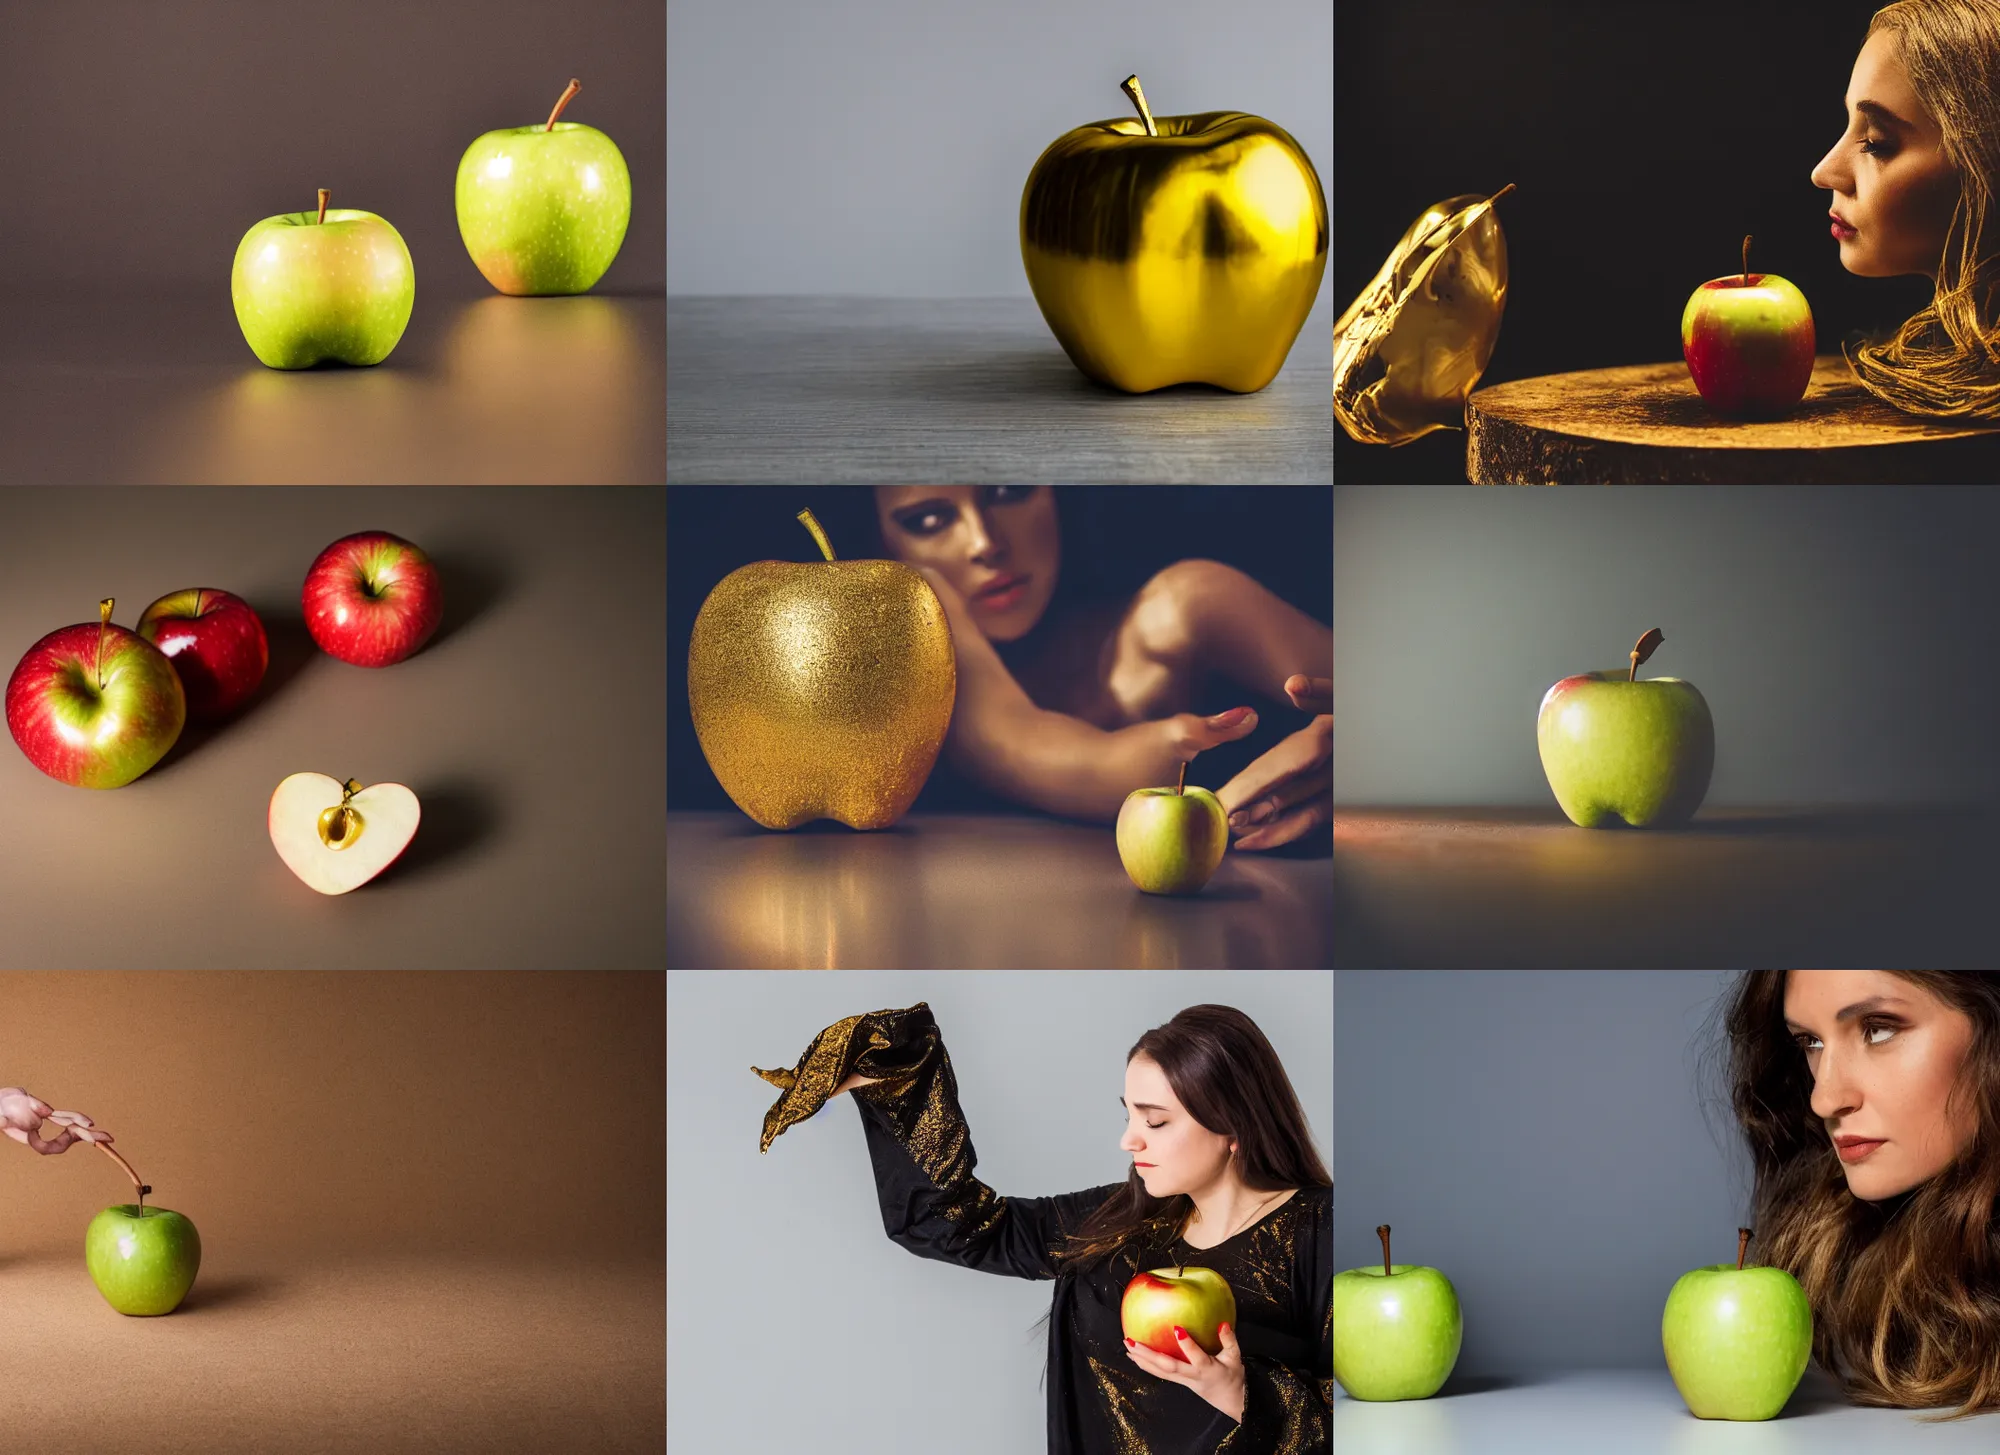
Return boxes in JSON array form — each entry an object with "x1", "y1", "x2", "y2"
[{"x1": 754, "y1": 1003, "x2": 1332, "y2": 1455}]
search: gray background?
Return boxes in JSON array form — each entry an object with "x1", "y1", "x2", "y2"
[
  {"x1": 667, "y1": 970, "x2": 1331, "y2": 1454},
  {"x1": 0, "y1": 488, "x2": 665, "y2": 968},
  {"x1": 1333, "y1": 487, "x2": 2000, "y2": 808},
  {"x1": 665, "y1": 0, "x2": 1331, "y2": 298},
  {"x1": 1333, "y1": 970, "x2": 1749, "y2": 1375}
]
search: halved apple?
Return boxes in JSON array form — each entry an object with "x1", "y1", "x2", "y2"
[{"x1": 268, "y1": 772, "x2": 420, "y2": 895}]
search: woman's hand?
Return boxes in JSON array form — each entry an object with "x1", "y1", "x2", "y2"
[
  {"x1": 833, "y1": 1072, "x2": 883, "y2": 1097},
  {"x1": 1123, "y1": 1321, "x2": 1248, "y2": 1424},
  {"x1": 0, "y1": 1087, "x2": 111, "y2": 1155},
  {"x1": 1217, "y1": 675, "x2": 1330, "y2": 850}
]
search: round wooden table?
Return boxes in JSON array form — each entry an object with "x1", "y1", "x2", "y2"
[{"x1": 1466, "y1": 356, "x2": 2000, "y2": 483}]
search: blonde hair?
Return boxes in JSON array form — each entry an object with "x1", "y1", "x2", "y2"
[{"x1": 1846, "y1": 1, "x2": 2000, "y2": 420}]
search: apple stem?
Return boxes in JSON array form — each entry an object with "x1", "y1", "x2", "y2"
[
  {"x1": 92, "y1": 1139, "x2": 148, "y2": 1211},
  {"x1": 796, "y1": 509, "x2": 838, "y2": 562},
  {"x1": 1120, "y1": 74, "x2": 1159, "y2": 138},
  {"x1": 317, "y1": 188, "x2": 330, "y2": 226},
  {"x1": 1741, "y1": 234, "x2": 1751, "y2": 286},
  {"x1": 1176, "y1": 761, "x2": 1186, "y2": 797},
  {"x1": 96, "y1": 598, "x2": 114, "y2": 689},
  {"x1": 1629, "y1": 627, "x2": 1664, "y2": 683},
  {"x1": 546, "y1": 77, "x2": 582, "y2": 132},
  {"x1": 1377, "y1": 1223, "x2": 1391, "y2": 1277},
  {"x1": 1485, "y1": 182, "x2": 1517, "y2": 209},
  {"x1": 1738, "y1": 1226, "x2": 1752, "y2": 1271}
]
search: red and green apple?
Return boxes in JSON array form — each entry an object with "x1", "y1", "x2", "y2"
[
  {"x1": 6, "y1": 599, "x2": 186, "y2": 788},
  {"x1": 1121, "y1": 1265, "x2": 1236, "y2": 1361},
  {"x1": 1537, "y1": 628, "x2": 1714, "y2": 829},
  {"x1": 136, "y1": 588, "x2": 268, "y2": 721},
  {"x1": 1116, "y1": 762, "x2": 1229, "y2": 894},
  {"x1": 302, "y1": 531, "x2": 444, "y2": 667},
  {"x1": 1681, "y1": 235, "x2": 1815, "y2": 418}
]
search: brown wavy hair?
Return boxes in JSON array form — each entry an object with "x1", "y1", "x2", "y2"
[
  {"x1": 1845, "y1": 2, "x2": 2000, "y2": 420},
  {"x1": 1048, "y1": 1004, "x2": 1330, "y2": 1278},
  {"x1": 1719, "y1": 971, "x2": 2000, "y2": 1420}
]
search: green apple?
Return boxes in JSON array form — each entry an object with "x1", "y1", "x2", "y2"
[
  {"x1": 1681, "y1": 235, "x2": 1815, "y2": 418},
  {"x1": 1537, "y1": 627, "x2": 1713, "y2": 828},
  {"x1": 1120, "y1": 1265, "x2": 1236, "y2": 1360},
  {"x1": 1333, "y1": 1224, "x2": 1462, "y2": 1401},
  {"x1": 1115, "y1": 764, "x2": 1228, "y2": 894},
  {"x1": 1662, "y1": 1227, "x2": 1812, "y2": 1420},
  {"x1": 231, "y1": 190, "x2": 415, "y2": 368},
  {"x1": 456, "y1": 78, "x2": 631, "y2": 296},
  {"x1": 86, "y1": 1204, "x2": 201, "y2": 1316}
]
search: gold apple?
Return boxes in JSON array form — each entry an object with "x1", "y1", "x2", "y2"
[
  {"x1": 1021, "y1": 73, "x2": 1327, "y2": 394},
  {"x1": 687, "y1": 511, "x2": 956, "y2": 830}
]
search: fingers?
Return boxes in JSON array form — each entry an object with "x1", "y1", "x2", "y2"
[
  {"x1": 1172, "y1": 1326, "x2": 1216, "y2": 1368},
  {"x1": 1218, "y1": 1321, "x2": 1240, "y2": 1355},
  {"x1": 1284, "y1": 675, "x2": 1332, "y2": 715},
  {"x1": 23, "y1": 1126, "x2": 77, "y2": 1155},
  {"x1": 1232, "y1": 793, "x2": 1331, "y2": 852},
  {"x1": 1171, "y1": 707, "x2": 1260, "y2": 763},
  {"x1": 2, "y1": 1127, "x2": 26, "y2": 1145},
  {"x1": 1122, "y1": 1338, "x2": 1187, "y2": 1381},
  {"x1": 1227, "y1": 765, "x2": 1330, "y2": 835},
  {"x1": 47, "y1": 1109, "x2": 93, "y2": 1128},
  {"x1": 1215, "y1": 716, "x2": 1332, "y2": 814}
]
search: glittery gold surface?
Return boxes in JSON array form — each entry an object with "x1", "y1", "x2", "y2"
[
  {"x1": 1334, "y1": 189, "x2": 1511, "y2": 446},
  {"x1": 755, "y1": 1004, "x2": 1332, "y2": 1453},
  {"x1": 688, "y1": 556, "x2": 955, "y2": 831}
]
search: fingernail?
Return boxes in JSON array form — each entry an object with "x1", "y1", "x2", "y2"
[
  {"x1": 1208, "y1": 707, "x2": 1251, "y2": 727},
  {"x1": 1228, "y1": 811, "x2": 1247, "y2": 828},
  {"x1": 1174, "y1": 1326, "x2": 1188, "y2": 1340},
  {"x1": 1124, "y1": 1337, "x2": 1135, "y2": 1347}
]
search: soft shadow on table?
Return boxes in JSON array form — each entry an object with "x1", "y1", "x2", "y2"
[
  {"x1": 373, "y1": 780, "x2": 500, "y2": 886},
  {"x1": 1432, "y1": 1372, "x2": 1530, "y2": 1398},
  {"x1": 708, "y1": 816, "x2": 921, "y2": 839},
  {"x1": 146, "y1": 609, "x2": 319, "y2": 779},
  {"x1": 176, "y1": 1272, "x2": 284, "y2": 1313},
  {"x1": 425, "y1": 550, "x2": 512, "y2": 655},
  {"x1": 872, "y1": 350, "x2": 1292, "y2": 405}
]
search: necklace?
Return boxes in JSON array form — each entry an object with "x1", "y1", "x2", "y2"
[{"x1": 1187, "y1": 1187, "x2": 1286, "y2": 1248}]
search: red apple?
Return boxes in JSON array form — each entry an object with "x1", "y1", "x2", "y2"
[
  {"x1": 1681, "y1": 234, "x2": 1814, "y2": 418},
  {"x1": 302, "y1": 531, "x2": 444, "y2": 668},
  {"x1": 1120, "y1": 1265, "x2": 1236, "y2": 1363},
  {"x1": 136, "y1": 588, "x2": 269, "y2": 721},
  {"x1": 6, "y1": 598, "x2": 186, "y2": 788}
]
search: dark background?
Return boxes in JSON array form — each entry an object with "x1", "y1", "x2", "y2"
[
  {"x1": 0, "y1": 0, "x2": 663, "y2": 297},
  {"x1": 1334, "y1": 0, "x2": 1931, "y2": 483},
  {"x1": 669, "y1": 486, "x2": 1332, "y2": 815}
]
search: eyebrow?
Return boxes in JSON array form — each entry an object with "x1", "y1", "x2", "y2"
[
  {"x1": 1120, "y1": 1098, "x2": 1170, "y2": 1113},
  {"x1": 1852, "y1": 99, "x2": 1912, "y2": 130},
  {"x1": 1784, "y1": 994, "x2": 1911, "y2": 1032}
]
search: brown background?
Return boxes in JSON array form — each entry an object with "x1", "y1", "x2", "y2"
[{"x1": 0, "y1": 971, "x2": 664, "y2": 1455}]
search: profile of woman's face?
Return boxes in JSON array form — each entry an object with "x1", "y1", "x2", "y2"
[
  {"x1": 1119, "y1": 1053, "x2": 1232, "y2": 1200},
  {"x1": 1782, "y1": 970, "x2": 1980, "y2": 1201},
  {"x1": 1810, "y1": 28, "x2": 1962, "y2": 280},
  {"x1": 872, "y1": 486, "x2": 1060, "y2": 643}
]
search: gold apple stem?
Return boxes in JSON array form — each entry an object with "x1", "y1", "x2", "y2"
[
  {"x1": 1629, "y1": 627, "x2": 1664, "y2": 683},
  {"x1": 1377, "y1": 1224, "x2": 1392, "y2": 1277},
  {"x1": 1176, "y1": 761, "x2": 1186, "y2": 797},
  {"x1": 796, "y1": 509, "x2": 838, "y2": 562},
  {"x1": 1120, "y1": 74, "x2": 1158, "y2": 138},
  {"x1": 92, "y1": 1139, "x2": 150, "y2": 1212},
  {"x1": 318, "y1": 777, "x2": 367, "y2": 850},
  {"x1": 1485, "y1": 182, "x2": 1517, "y2": 209},
  {"x1": 317, "y1": 188, "x2": 330, "y2": 226},
  {"x1": 546, "y1": 77, "x2": 582, "y2": 132},
  {"x1": 1741, "y1": 234, "x2": 1751, "y2": 286},
  {"x1": 95, "y1": 598, "x2": 114, "y2": 689},
  {"x1": 1737, "y1": 1226, "x2": 1752, "y2": 1271}
]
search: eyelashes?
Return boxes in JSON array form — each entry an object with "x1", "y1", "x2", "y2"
[
  {"x1": 892, "y1": 486, "x2": 1037, "y2": 537},
  {"x1": 1792, "y1": 1020, "x2": 1901, "y2": 1053}
]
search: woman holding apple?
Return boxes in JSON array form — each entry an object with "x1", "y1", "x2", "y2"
[
  {"x1": 1720, "y1": 970, "x2": 2000, "y2": 1418},
  {"x1": 1, "y1": 1087, "x2": 111, "y2": 1155},
  {"x1": 1814, "y1": 1, "x2": 2000, "y2": 421},
  {"x1": 754, "y1": 1002, "x2": 1330, "y2": 1453},
  {"x1": 859, "y1": 485, "x2": 1330, "y2": 850}
]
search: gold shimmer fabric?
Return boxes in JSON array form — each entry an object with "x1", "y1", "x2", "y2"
[{"x1": 755, "y1": 1004, "x2": 1332, "y2": 1455}]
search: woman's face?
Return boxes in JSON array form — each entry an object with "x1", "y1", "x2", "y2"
[
  {"x1": 1809, "y1": 28, "x2": 1961, "y2": 281},
  {"x1": 872, "y1": 486, "x2": 1060, "y2": 643},
  {"x1": 1119, "y1": 1053, "x2": 1234, "y2": 1199},
  {"x1": 1783, "y1": 970, "x2": 1980, "y2": 1201}
]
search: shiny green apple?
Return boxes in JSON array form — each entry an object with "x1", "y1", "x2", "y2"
[
  {"x1": 230, "y1": 192, "x2": 415, "y2": 368},
  {"x1": 1116, "y1": 770, "x2": 1228, "y2": 894},
  {"x1": 1333, "y1": 1225, "x2": 1462, "y2": 1400},
  {"x1": 455, "y1": 79, "x2": 631, "y2": 296},
  {"x1": 85, "y1": 1204, "x2": 201, "y2": 1316},
  {"x1": 1662, "y1": 1229, "x2": 1812, "y2": 1420},
  {"x1": 1536, "y1": 628, "x2": 1713, "y2": 828}
]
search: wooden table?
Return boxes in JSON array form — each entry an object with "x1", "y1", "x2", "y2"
[
  {"x1": 1466, "y1": 356, "x2": 2000, "y2": 483},
  {"x1": 1334, "y1": 805, "x2": 2000, "y2": 967},
  {"x1": 666, "y1": 295, "x2": 1333, "y2": 484}
]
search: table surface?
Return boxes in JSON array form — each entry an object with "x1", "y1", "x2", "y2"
[
  {"x1": 1334, "y1": 805, "x2": 1999, "y2": 968},
  {"x1": 0, "y1": 1250, "x2": 663, "y2": 1455},
  {"x1": 667, "y1": 810, "x2": 1331, "y2": 968},
  {"x1": 0, "y1": 488, "x2": 665, "y2": 969},
  {"x1": 665, "y1": 295, "x2": 1333, "y2": 484},
  {"x1": 1334, "y1": 1369, "x2": 1999, "y2": 1454},
  {"x1": 0, "y1": 289, "x2": 664, "y2": 484}
]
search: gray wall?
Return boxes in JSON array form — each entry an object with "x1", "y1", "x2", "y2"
[
  {"x1": 1334, "y1": 970, "x2": 1749, "y2": 1375},
  {"x1": 668, "y1": 970, "x2": 1331, "y2": 1454},
  {"x1": 666, "y1": 0, "x2": 1332, "y2": 296},
  {"x1": 1333, "y1": 487, "x2": 2000, "y2": 807}
]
